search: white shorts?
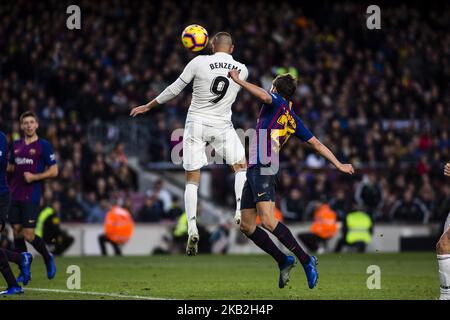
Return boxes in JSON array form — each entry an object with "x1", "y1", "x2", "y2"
[{"x1": 182, "y1": 121, "x2": 245, "y2": 171}]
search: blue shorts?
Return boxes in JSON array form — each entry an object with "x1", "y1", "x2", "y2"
[
  {"x1": 240, "y1": 165, "x2": 278, "y2": 210},
  {"x1": 8, "y1": 201, "x2": 40, "y2": 228}
]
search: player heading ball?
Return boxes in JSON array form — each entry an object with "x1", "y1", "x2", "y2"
[{"x1": 131, "y1": 32, "x2": 248, "y2": 255}]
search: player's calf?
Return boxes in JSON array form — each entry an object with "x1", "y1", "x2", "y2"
[
  {"x1": 436, "y1": 229, "x2": 450, "y2": 255},
  {"x1": 437, "y1": 229, "x2": 450, "y2": 300},
  {"x1": 232, "y1": 163, "x2": 247, "y2": 225},
  {"x1": 259, "y1": 214, "x2": 278, "y2": 233},
  {"x1": 0, "y1": 249, "x2": 22, "y2": 293}
]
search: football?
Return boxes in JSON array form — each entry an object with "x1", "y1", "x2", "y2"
[{"x1": 181, "y1": 24, "x2": 209, "y2": 52}]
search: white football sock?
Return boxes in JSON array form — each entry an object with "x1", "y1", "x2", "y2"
[
  {"x1": 234, "y1": 170, "x2": 246, "y2": 212},
  {"x1": 438, "y1": 254, "x2": 450, "y2": 300},
  {"x1": 185, "y1": 183, "x2": 199, "y2": 236}
]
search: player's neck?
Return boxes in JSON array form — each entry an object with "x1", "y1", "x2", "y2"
[{"x1": 24, "y1": 134, "x2": 38, "y2": 145}]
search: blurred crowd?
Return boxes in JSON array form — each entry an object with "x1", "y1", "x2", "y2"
[{"x1": 0, "y1": 0, "x2": 449, "y2": 224}]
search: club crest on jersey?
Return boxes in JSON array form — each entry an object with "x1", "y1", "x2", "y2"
[{"x1": 29, "y1": 148, "x2": 36, "y2": 156}]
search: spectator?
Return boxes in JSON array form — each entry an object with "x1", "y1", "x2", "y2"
[
  {"x1": 390, "y1": 188, "x2": 430, "y2": 223},
  {"x1": 355, "y1": 173, "x2": 383, "y2": 219},
  {"x1": 167, "y1": 195, "x2": 183, "y2": 220},
  {"x1": 280, "y1": 188, "x2": 306, "y2": 221},
  {"x1": 147, "y1": 180, "x2": 172, "y2": 216},
  {"x1": 84, "y1": 197, "x2": 109, "y2": 223},
  {"x1": 137, "y1": 196, "x2": 163, "y2": 222}
]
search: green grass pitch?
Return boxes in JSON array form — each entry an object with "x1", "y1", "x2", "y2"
[{"x1": 1, "y1": 253, "x2": 440, "y2": 300}]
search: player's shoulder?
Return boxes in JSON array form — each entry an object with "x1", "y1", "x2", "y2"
[
  {"x1": 268, "y1": 92, "x2": 285, "y2": 105},
  {"x1": 189, "y1": 54, "x2": 207, "y2": 65},
  {"x1": 38, "y1": 138, "x2": 53, "y2": 149}
]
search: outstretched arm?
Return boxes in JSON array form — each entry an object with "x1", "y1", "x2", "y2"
[
  {"x1": 130, "y1": 98, "x2": 160, "y2": 117},
  {"x1": 292, "y1": 113, "x2": 354, "y2": 175},
  {"x1": 229, "y1": 70, "x2": 272, "y2": 104},
  {"x1": 131, "y1": 57, "x2": 199, "y2": 117},
  {"x1": 307, "y1": 136, "x2": 355, "y2": 175}
]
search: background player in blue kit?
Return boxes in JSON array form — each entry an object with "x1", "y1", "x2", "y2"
[
  {"x1": 0, "y1": 130, "x2": 32, "y2": 296},
  {"x1": 7, "y1": 112, "x2": 58, "y2": 283},
  {"x1": 228, "y1": 70, "x2": 354, "y2": 289}
]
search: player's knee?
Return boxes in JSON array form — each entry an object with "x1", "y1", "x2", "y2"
[
  {"x1": 23, "y1": 230, "x2": 36, "y2": 242},
  {"x1": 185, "y1": 170, "x2": 201, "y2": 185},
  {"x1": 232, "y1": 161, "x2": 247, "y2": 173},
  {"x1": 437, "y1": 231, "x2": 450, "y2": 254},
  {"x1": 239, "y1": 220, "x2": 250, "y2": 235},
  {"x1": 239, "y1": 219, "x2": 255, "y2": 236}
]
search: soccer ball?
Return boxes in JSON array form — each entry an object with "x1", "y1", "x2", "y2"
[{"x1": 181, "y1": 25, "x2": 209, "y2": 52}]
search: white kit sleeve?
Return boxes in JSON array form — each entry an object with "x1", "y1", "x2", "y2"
[{"x1": 155, "y1": 77, "x2": 188, "y2": 104}]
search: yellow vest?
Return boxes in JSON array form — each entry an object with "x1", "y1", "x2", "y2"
[
  {"x1": 36, "y1": 207, "x2": 55, "y2": 238},
  {"x1": 174, "y1": 212, "x2": 188, "y2": 237},
  {"x1": 345, "y1": 211, "x2": 372, "y2": 244}
]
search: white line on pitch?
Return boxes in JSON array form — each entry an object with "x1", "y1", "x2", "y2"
[{"x1": 26, "y1": 288, "x2": 170, "y2": 300}]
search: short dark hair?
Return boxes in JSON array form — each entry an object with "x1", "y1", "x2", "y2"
[
  {"x1": 20, "y1": 111, "x2": 38, "y2": 123},
  {"x1": 272, "y1": 74, "x2": 297, "y2": 100},
  {"x1": 212, "y1": 32, "x2": 233, "y2": 45}
]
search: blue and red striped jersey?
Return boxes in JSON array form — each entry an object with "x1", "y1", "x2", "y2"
[
  {"x1": 248, "y1": 92, "x2": 313, "y2": 168},
  {"x1": 9, "y1": 138, "x2": 57, "y2": 203}
]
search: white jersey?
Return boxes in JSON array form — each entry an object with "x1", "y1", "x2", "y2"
[{"x1": 179, "y1": 52, "x2": 248, "y2": 125}]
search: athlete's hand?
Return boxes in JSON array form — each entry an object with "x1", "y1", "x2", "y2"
[
  {"x1": 338, "y1": 163, "x2": 355, "y2": 175},
  {"x1": 228, "y1": 70, "x2": 240, "y2": 82},
  {"x1": 130, "y1": 104, "x2": 151, "y2": 117},
  {"x1": 445, "y1": 162, "x2": 450, "y2": 177},
  {"x1": 24, "y1": 172, "x2": 36, "y2": 183}
]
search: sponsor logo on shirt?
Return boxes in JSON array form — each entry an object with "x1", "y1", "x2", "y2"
[{"x1": 15, "y1": 157, "x2": 34, "y2": 165}]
